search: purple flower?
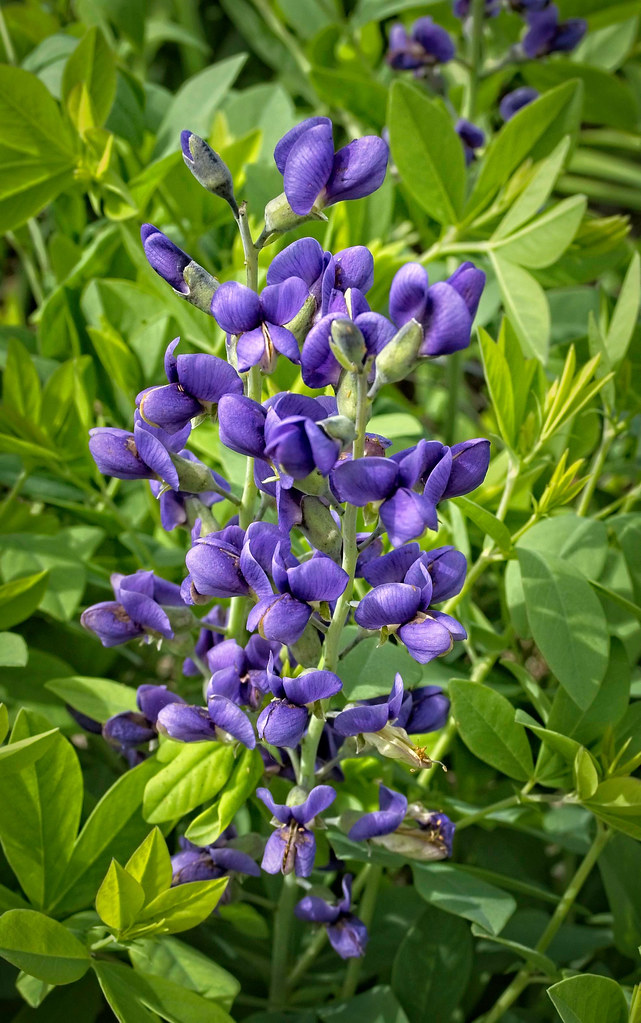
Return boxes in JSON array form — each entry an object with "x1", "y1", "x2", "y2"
[
  {"x1": 453, "y1": 0, "x2": 500, "y2": 16},
  {"x1": 81, "y1": 570, "x2": 184, "y2": 647},
  {"x1": 218, "y1": 394, "x2": 268, "y2": 458},
  {"x1": 257, "y1": 668, "x2": 342, "y2": 748},
  {"x1": 456, "y1": 119, "x2": 485, "y2": 165},
  {"x1": 499, "y1": 87, "x2": 539, "y2": 121},
  {"x1": 211, "y1": 278, "x2": 308, "y2": 373},
  {"x1": 247, "y1": 541, "x2": 349, "y2": 646},
  {"x1": 258, "y1": 785, "x2": 336, "y2": 876},
  {"x1": 295, "y1": 875, "x2": 368, "y2": 959},
  {"x1": 171, "y1": 835, "x2": 260, "y2": 885},
  {"x1": 389, "y1": 261, "x2": 485, "y2": 358},
  {"x1": 263, "y1": 409, "x2": 341, "y2": 483},
  {"x1": 396, "y1": 685, "x2": 450, "y2": 734},
  {"x1": 348, "y1": 784, "x2": 407, "y2": 841},
  {"x1": 183, "y1": 606, "x2": 226, "y2": 676},
  {"x1": 301, "y1": 289, "x2": 396, "y2": 389},
  {"x1": 387, "y1": 18, "x2": 455, "y2": 71},
  {"x1": 157, "y1": 695, "x2": 256, "y2": 749},
  {"x1": 89, "y1": 415, "x2": 185, "y2": 490},
  {"x1": 266, "y1": 238, "x2": 374, "y2": 318},
  {"x1": 522, "y1": 4, "x2": 586, "y2": 57},
  {"x1": 103, "y1": 684, "x2": 186, "y2": 752},
  {"x1": 137, "y1": 339, "x2": 243, "y2": 433},
  {"x1": 184, "y1": 525, "x2": 249, "y2": 603},
  {"x1": 141, "y1": 224, "x2": 218, "y2": 312},
  {"x1": 274, "y1": 117, "x2": 388, "y2": 216},
  {"x1": 207, "y1": 634, "x2": 279, "y2": 708},
  {"x1": 149, "y1": 450, "x2": 230, "y2": 531},
  {"x1": 334, "y1": 673, "x2": 405, "y2": 737}
]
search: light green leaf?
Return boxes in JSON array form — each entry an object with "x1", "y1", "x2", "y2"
[
  {"x1": 477, "y1": 326, "x2": 516, "y2": 448},
  {"x1": 185, "y1": 747, "x2": 264, "y2": 846},
  {"x1": 517, "y1": 549, "x2": 610, "y2": 710},
  {"x1": 129, "y1": 937, "x2": 239, "y2": 1009},
  {"x1": 143, "y1": 742, "x2": 236, "y2": 824},
  {"x1": 0, "y1": 631, "x2": 28, "y2": 667},
  {"x1": 125, "y1": 830, "x2": 173, "y2": 904},
  {"x1": 449, "y1": 680, "x2": 534, "y2": 781},
  {"x1": 492, "y1": 195, "x2": 586, "y2": 269},
  {"x1": 0, "y1": 910, "x2": 89, "y2": 985},
  {"x1": 0, "y1": 728, "x2": 59, "y2": 773},
  {"x1": 490, "y1": 254, "x2": 550, "y2": 361},
  {"x1": 548, "y1": 974, "x2": 628, "y2": 1023},
  {"x1": 132, "y1": 878, "x2": 228, "y2": 936},
  {"x1": 574, "y1": 748, "x2": 599, "y2": 800},
  {"x1": 94, "y1": 961, "x2": 234, "y2": 1023},
  {"x1": 96, "y1": 860, "x2": 146, "y2": 934},
  {"x1": 584, "y1": 777, "x2": 641, "y2": 840},
  {"x1": 605, "y1": 250, "x2": 640, "y2": 365},
  {"x1": 61, "y1": 27, "x2": 116, "y2": 132},
  {"x1": 3, "y1": 338, "x2": 42, "y2": 422},
  {"x1": 320, "y1": 985, "x2": 410, "y2": 1023},
  {"x1": 547, "y1": 637, "x2": 630, "y2": 746},
  {"x1": 493, "y1": 137, "x2": 572, "y2": 240},
  {"x1": 413, "y1": 862, "x2": 516, "y2": 935},
  {"x1": 0, "y1": 571, "x2": 49, "y2": 630},
  {"x1": 45, "y1": 675, "x2": 138, "y2": 723},
  {"x1": 388, "y1": 80, "x2": 465, "y2": 226},
  {"x1": 452, "y1": 496, "x2": 512, "y2": 554},
  {"x1": 93, "y1": 960, "x2": 162, "y2": 1023}
]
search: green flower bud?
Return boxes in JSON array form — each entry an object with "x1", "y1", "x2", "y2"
[
  {"x1": 181, "y1": 131, "x2": 238, "y2": 216},
  {"x1": 288, "y1": 622, "x2": 323, "y2": 668},
  {"x1": 183, "y1": 261, "x2": 219, "y2": 314},
  {"x1": 369, "y1": 318, "x2": 423, "y2": 397},
  {"x1": 300, "y1": 496, "x2": 342, "y2": 560},
  {"x1": 263, "y1": 192, "x2": 327, "y2": 243},
  {"x1": 330, "y1": 318, "x2": 367, "y2": 370},
  {"x1": 317, "y1": 415, "x2": 357, "y2": 445}
]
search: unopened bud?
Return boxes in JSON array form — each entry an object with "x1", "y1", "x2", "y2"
[
  {"x1": 181, "y1": 131, "x2": 238, "y2": 216},
  {"x1": 183, "y1": 261, "x2": 219, "y2": 314},
  {"x1": 318, "y1": 415, "x2": 356, "y2": 445},
  {"x1": 300, "y1": 496, "x2": 342, "y2": 560},
  {"x1": 330, "y1": 319, "x2": 367, "y2": 370},
  {"x1": 263, "y1": 192, "x2": 327, "y2": 242},
  {"x1": 170, "y1": 453, "x2": 218, "y2": 494},
  {"x1": 336, "y1": 371, "x2": 358, "y2": 420},
  {"x1": 369, "y1": 319, "x2": 423, "y2": 396}
]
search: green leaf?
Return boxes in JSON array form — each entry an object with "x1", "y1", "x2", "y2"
[
  {"x1": 524, "y1": 60, "x2": 637, "y2": 131},
  {"x1": 0, "y1": 713, "x2": 82, "y2": 910},
  {"x1": 0, "y1": 728, "x2": 59, "y2": 773},
  {"x1": 61, "y1": 27, "x2": 116, "y2": 132},
  {"x1": 96, "y1": 859, "x2": 146, "y2": 934},
  {"x1": 574, "y1": 748, "x2": 599, "y2": 800},
  {"x1": 45, "y1": 675, "x2": 138, "y2": 723},
  {"x1": 391, "y1": 906, "x2": 472, "y2": 1023},
  {"x1": 353, "y1": 0, "x2": 441, "y2": 25},
  {"x1": 584, "y1": 777, "x2": 641, "y2": 840},
  {"x1": 0, "y1": 631, "x2": 28, "y2": 667},
  {"x1": 547, "y1": 638, "x2": 630, "y2": 746},
  {"x1": 490, "y1": 254, "x2": 550, "y2": 361},
  {"x1": 125, "y1": 829, "x2": 173, "y2": 904},
  {"x1": 336, "y1": 628, "x2": 422, "y2": 701},
  {"x1": 449, "y1": 680, "x2": 534, "y2": 781},
  {"x1": 452, "y1": 496, "x2": 512, "y2": 554},
  {"x1": 310, "y1": 66, "x2": 387, "y2": 128},
  {"x1": 129, "y1": 937, "x2": 239, "y2": 1009},
  {"x1": 93, "y1": 960, "x2": 162, "y2": 1023},
  {"x1": 517, "y1": 549, "x2": 610, "y2": 710},
  {"x1": 517, "y1": 514, "x2": 609, "y2": 580},
  {"x1": 0, "y1": 702, "x2": 7, "y2": 744},
  {"x1": 413, "y1": 862, "x2": 516, "y2": 935},
  {"x1": 153, "y1": 55, "x2": 247, "y2": 159},
  {"x1": 493, "y1": 137, "x2": 572, "y2": 240},
  {"x1": 94, "y1": 961, "x2": 234, "y2": 1023},
  {"x1": 185, "y1": 747, "x2": 264, "y2": 846},
  {"x1": 471, "y1": 925, "x2": 558, "y2": 976},
  {"x1": 0, "y1": 571, "x2": 49, "y2": 629},
  {"x1": 3, "y1": 338, "x2": 42, "y2": 422},
  {"x1": 388, "y1": 81, "x2": 465, "y2": 226},
  {"x1": 605, "y1": 250, "x2": 640, "y2": 365},
  {"x1": 492, "y1": 196, "x2": 586, "y2": 269},
  {"x1": 0, "y1": 66, "x2": 76, "y2": 231},
  {"x1": 132, "y1": 877, "x2": 228, "y2": 937},
  {"x1": 599, "y1": 834, "x2": 641, "y2": 957},
  {"x1": 548, "y1": 974, "x2": 628, "y2": 1023},
  {"x1": 0, "y1": 910, "x2": 89, "y2": 985},
  {"x1": 143, "y1": 741, "x2": 236, "y2": 824},
  {"x1": 477, "y1": 326, "x2": 516, "y2": 448},
  {"x1": 319, "y1": 985, "x2": 410, "y2": 1023}
]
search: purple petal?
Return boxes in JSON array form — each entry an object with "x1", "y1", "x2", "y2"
[
  {"x1": 330, "y1": 457, "x2": 398, "y2": 506},
  {"x1": 186, "y1": 540, "x2": 248, "y2": 598},
  {"x1": 355, "y1": 312, "x2": 397, "y2": 357},
  {"x1": 247, "y1": 593, "x2": 311, "y2": 645},
  {"x1": 89, "y1": 428, "x2": 151, "y2": 481},
  {"x1": 81, "y1": 601, "x2": 143, "y2": 647},
  {"x1": 157, "y1": 703, "x2": 216, "y2": 741},
  {"x1": 236, "y1": 327, "x2": 267, "y2": 372},
  {"x1": 334, "y1": 247, "x2": 374, "y2": 294},
  {"x1": 261, "y1": 830, "x2": 288, "y2": 873},
  {"x1": 447, "y1": 262, "x2": 485, "y2": 320},
  {"x1": 324, "y1": 137, "x2": 389, "y2": 206},
  {"x1": 443, "y1": 439, "x2": 490, "y2": 498},
  {"x1": 388, "y1": 672, "x2": 405, "y2": 720},
  {"x1": 283, "y1": 122, "x2": 335, "y2": 216},
  {"x1": 211, "y1": 281, "x2": 262, "y2": 334},
  {"x1": 295, "y1": 896, "x2": 340, "y2": 924},
  {"x1": 261, "y1": 277, "x2": 309, "y2": 325},
  {"x1": 379, "y1": 488, "x2": 434, "y2": 546},
  {"x1": 499, "y1": 87, "x2": 539, "y2": 122},
  {"x1": 389, "y1": 262, "x2": 429, "y2": 328},
  {"x1": 291, "y1": 784, "x2": 336, "y2": 825},
  {"x1": 256, "y1": 786, "x2": 292, "y2": 824},
  {"x1": 218, "y1": 394, "x2": 267, "y2": 458},
  {"x1": 405, "y1": 686, "x2": 450, "y2": 734},
  {"x1": 408, "y1": 547, "x2": 467, "y2": 603},
  {"x1": 274, "y1": 116, "x2": 332, "y2": 174},
  {"x1": 257, "y1": 699, "x2": 308, "y2": 748},
  {"x1": 300, "y1": 313, "x2": 344, "y2": 388},
  {"x1": 333, "y1": 702, "x2": 391, "y2": 736},
  {"x1": 348, "y1": 784, "x2": 407, "y2": 841},
  {"x1": 137, "y1": 684, "x2": 185, "y2": 723},
  {"x1": 327, "y1": 916, "x2": 368, "y2": 959},
  {"x1": 267, "y1": 324, "x2": 301, "y2": 364},
  {"x1": 266, "y1": 238, "x2": 325, "y2": 290},
  {"x1": 423, "y1": 449, "x2": 452, "y2": 515},
  {"x1": 139, "y1": 383, "x2": 202, "y2": 432},
  {"x1": 177, "y1": 354, "x2": 243, "y2": 403},
  {"x1": 398, "y1": 616, "x2": 455, "y2": 664},
  {"x1": 208, "y1": 847, "x2": 261, "y2": 877},
  {"x1": 283, "y1": 670, "x2": 342, "y2": 705},
  {"x1": 430, "y1": 609, "x2": 467, "y2": 640},
  {"x1": 412, "y1": 17, "x2": 455, "y2": 61},
  {"x1": 362, "y1": 543, "x2": 421, "y2": 586},
  {"x1": 294, "y1": 830, "x2": 317, "y2": 877},
  {"x1": 208, "y1": 695, "x2": 256, "y2": 748},
  {"x1": 354, "y1": 582, "x2": 421, "y2": 630},
  {"x1": 118, "y1": 589, "x2": 173, "y2": 639},
  {"x1": 287, "y1": 557, "x2": 349, "y2": 603},
  {"x1": 103, "y1": 711, "x2": 156, "y2": 748},
  {"x1": 133, "y1": 423, "x2": 180, "y2": 490},
  {"x1": 422, "y1": 282, "x2": 473, "y2": 357},
  {"x1": 141, "y1": 224, "x2": 190, "y2": 293}
]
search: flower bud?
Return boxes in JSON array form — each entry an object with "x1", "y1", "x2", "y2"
[
  {"x1": 300, "y1": 496, "x2": 342, "y2": 560},
  {"x1": 330, "y1": 319, "x2": 367, "y2": 370},
  {"x1": 318, "y1": 415, "x2": 356, "y2": 445},
  {"x1": 370, "y1": 319, "x2": 423, "y2": 396},
  {"x1": 285, "y1": 292, "x2": 316, "y2": 344},
  {"x1": 183, "y1": 261, "x2": 219, "y2": 314},
  {"x1": 181, "y1": 131, "x2": 238, "y2": 215},
  {"x1": 263, "y1": 192, "x2": 327, "y2": 243},
  {"x1": 170, "y1": 453, "x2": 225, "y2": 494},
  {"x1": 336, "y1": 371, "x2": 358, "y2": 420}
]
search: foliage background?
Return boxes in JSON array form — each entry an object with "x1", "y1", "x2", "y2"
[{"x1": 0, "y1": 0, "x2": 641, "y2": 1021}]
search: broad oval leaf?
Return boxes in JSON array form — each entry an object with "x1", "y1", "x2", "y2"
[
  {"x1": 548, "y1": 974, "x2": 628, "y2": 1023},
  {"x1": 143, "y1": 741, "x2": 235, "y2": 824},
  {"x1": 449, "y1": 679, "x2": 534, "y2": 781},
  {"x1": 0, "y1": 909, "x2": 89, "y2": 985}
]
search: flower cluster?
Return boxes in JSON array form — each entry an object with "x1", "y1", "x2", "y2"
[{"x1": 81, "y1": 120, "x2": 482, "y2": 958}]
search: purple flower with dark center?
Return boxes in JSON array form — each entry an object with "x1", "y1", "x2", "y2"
[
  {"x1": 456, "y1": 119, "x2": 485, "y2": 165},
  {"x1": 171, "y1": 835, "x2": 260, "y2": 885},
  {"x1": 266, "y1": 238, "x2": 374, "y2": 318},
  {"x1": 522, "y1": 4, "x2": 586, "y2": 57},
  {"x1": 362, "y1": 544, "x2": 467, "y2": 604},
  {"x1": 257, "y1": 667, "x2": 342, "y2": 748},
  {"x1": 207, "y1": 634, "x2": 279, "y2": 708},
  {"x1": 348, "y1": 784, "x2": 407, "y2": 841},
  {"x1": 137, "y1": 338, "x2": 242, "y2": 433},
  {"x1": 247, "y1": 541, "x2": 349, "y2": 646},
  {"x1": 103, "y1": 684, "x2": 186, "y2": 752},
  {"x1": 258, "y1": 785, "x2": 336, "y2": 876},
  {"x1": 499, "y1": 87, "x2": 539, "y2": 121},
  {"x1": 211, "y1": 278, "x2": 308, "y2": 373},
  {"x1": 274, "y1": 117, "x2": 388, "y2": 217},
  {"x1": 301, "y1": 288, "x2": 396, "y2": 389},
  {"x1": 81, "y1": 570, "x2": 184, "y2": 647},
  {"x1": 389, "y1": 261, "x2": 485, "y2": 358},
  {"x1": 295, "y1": 875, "x2": 368, "y2": 959},
  {"x1": 183, "y1": 606, "x2": 226, "y2": 676},
  {"x1": 157, "y1": 694, "x2": 256, "y2": 749},
  {"x1": 263, "y1": 409, "x2": 341, "y2": 483},
  {"x1": 387, "y1": 18, "x2": 455, "y2": 71}
]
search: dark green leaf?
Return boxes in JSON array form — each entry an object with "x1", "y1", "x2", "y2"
[
  {"x1": 413, "y1": 862, "x2": 516, "y2": 935},
  {"x1": 449, "y1": 680, "x2": 534, "y2": 781},
  {"x1": 391, "y1": 906, "x2": 472, "y2": 1022},
  {"x1": 548, "y1": 974, "x2": 628, "y2": 1023}
]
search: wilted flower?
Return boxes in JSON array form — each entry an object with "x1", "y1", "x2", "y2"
[
  {"x1": 522, "y1": 4, "x2": 586, "y2": 57},
  {"x1": 348, "y1": 784, "x2": 408, "y2": 840},
  {"x1": 387, "y1": 18, "x2": 455, "y2": 71},
  {"x1": 258, "y1": 785, "x2": 336, "y2": 876},
  {"x1": 274, "y1": 117, "x2": 388, "y2": 217},
  {"x1": 295, "y1": 875, "x2": 368, "y2": 959},
  {"x1": 499, "y1": 86, "x2": 539, "y2": 121},
  {"x1": 211, "y1": 278, "x2": 309, "y2": 373}
]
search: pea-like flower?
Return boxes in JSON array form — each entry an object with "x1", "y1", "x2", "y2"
[
  {"x1": 499, "y1": 87, "x2": 539, "y2": 122},
  {"x1": 301, "y1": 288, "x2": 396, "y2": 389},
  {"x1": 266, "y1": 238, "x2": 374, "y2": 318},
  {"x1": 295, "y1": 875, "x2": 368, "y2": 959},
  {"x1": 348, "y1": 784, "x2": 408, "y2": 840},
  {"x1": 207, "y1": 634, "x2": 279, "y2": 708},
  {"x1": 387, "y1": 17, "x2": 455, "y2": 71},
  {"x1": 257, "y1": 667, "x2": 342, "y2": 749},
  {"x1": 171, "y1": 835, "x2": 260, "y2": 885},
  {"x1": 456, "y1": 119, "x2": 485, "y2": 165},
  {"x1": 522, "y1": 4, "x2": 586, "y2": 57},
  {"x1": 211, "y1": 277, "x2": 309, "y2": 373},
  {"x1": 89, "y1": 416, "x2": 183, "y2": 490},
  {"x1": 348, "y1": 784, "x2": 455, "y2": 860},
  {"x1": 258, "y1": 785, "x2": 336, "y2": 876},
  {"x1": 274, "y1": 117, "x2": 388, "y2": 217},
  {"x1": 137, "y1": 338, "x2": 243, "y2": 433},
  {"x1": 389, "y1": 261, "x2": 485, "y2": 358},
  {"x1": 140, "y1": 224, "x2": 218, "y2": 313},
  {"x1": 103, "y1": 684, "x2": 186, "y2": 751},
  {"x1": 81, "y1": 570, "x2": 184, "y2": 647},
  {"x1": 156, "y1": 694, "x2": 256, "y2": 749}
]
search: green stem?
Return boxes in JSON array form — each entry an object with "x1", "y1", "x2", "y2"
[
  {"x1": 340, "y1": 864, "x2": 383, "y2": 1000},
  {"x1": 576, "y1": 419, "x2": 616, "y2": 517},
  {"x1": 0, "y1": 6, "x2": 16, "y2": 63},
  {"x1": 287, "y1": 926, "x2": 328, "y2": 991},
  {"x1": 444, "y1": 350, "x2": 462, "y2": 447},
  {"x1": 5, "y1": 231, "x2": 45, "y2": 306},
  {"x1": 268, "y1": 872, "x2": 299, "y2": 1010},
  {"x1": 476, "y1": 825, "x2": 610, "y2": 1023},
  {"x1": 465, "y1": 0, "x2": 486, "y2": 121}
]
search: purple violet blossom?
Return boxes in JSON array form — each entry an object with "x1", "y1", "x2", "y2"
[
  {"x1": 171, "y1": 834, "x2": 260, "y2": 886},
  {"x1": 257, "y1": 666, "x2": 342, "y2": 748},
  {"x1": 499, "y1": 87, "x2": 540, "y2": 121},
  {"x1": 295, "y1": 875, "x2": 368, "y2": 959},
  {"x1": 140, "y1": 224, "x2": 192, "y2": 294},
  {"x1": 456, "y1": 119, "x2": 485, "y2": 165},
  {"x1": 207, "y1": 635, "x2": 279, "y2": 709},
  {"x1": 89, "y1": 414, "x2": 186, "y2": 490},
  {"x1": 274, "y1": 117, "x2": 388, "y2": 217},
  {"x1": 211, "y1": 278, "x2": 308, "y2": 373},
  {"x1": 389, "y1": 261, "x2": 485, "y2": 357},
  {"x1": 149, "y1": 449, "x2": 230, "y2": 531},
  {"x1": 258, "y1": 785, "x2": 336, "y2": 876},
  {"x1": 348, "y1": 784, "x2": 408, "y2": 841},
  {"x1": 301, "y1": 288, "x2": 396, "y2": 389},
  {"x1": 156, "y1": 694, "x2": 256, "y2": 749},
  {"x1": 522, "y1": 4, "x2": 586, "y2": 57},
  {"x1": 266, "y1": 238, "x2": 374, "y2": 319},
  {"x1": 81, "y1": 570, "x2": 184, "y2": 647},
  {"x1": 387, "y1": 18, "x2": 455, "y2": 71},
  {"x1": 103, "y1": 684, "x2": 186, "y2": 752}
]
